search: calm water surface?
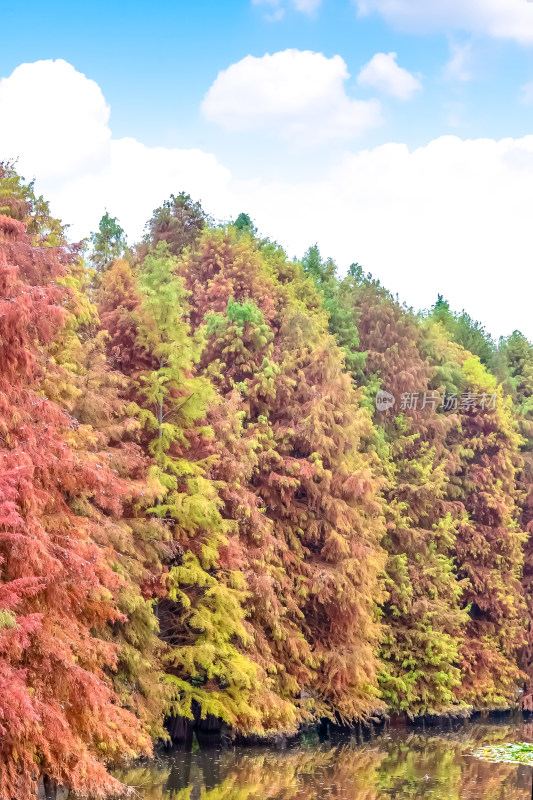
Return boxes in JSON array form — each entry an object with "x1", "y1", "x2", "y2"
[{"x1": 114, "y1": 718, "x2": 533, "y2": 799}]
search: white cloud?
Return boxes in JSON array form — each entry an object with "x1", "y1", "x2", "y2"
[
  {"x1": 443, "y1": 42, "x2": 473, "y2": 82},
  {"x1": 291, "y1": 0, "x2": 322, "y2": 12},
  {"x1": 252, "y1": 0, "x2": 286, "y2": 21},
  {"x1": 268, "y1": 8, "x2": 286, "y2": 21},
  {"x1": 252, "y1": 0, "x2": 322, "y2": 18},
  {"x1": 520, "y1": 79, "x2": 533, "y2": 104},
  {"x1": 201, "y1": 50, "x2": 382, "y2": 143},
  {"x1": 0, "y1": 60, "x2": 111, "y2": 183},
  {"x1": 357, "y1": 52, "x2": 422, "y2": 99},
  {"x1": 0, "y1": 60, "x2": 232, "y2": 240},
  {"x1": 354, "y1": 0, "x2": 533, "y2": 44},
  {"x1": 1, "y1": 59, "x2": 533, "y2": 340},
  {"x1": 237, "y1": 134, "x2": 533, "y2": 340},
  {"x1": 52, "y1": 139, "x2": 232, "y2": 245}
]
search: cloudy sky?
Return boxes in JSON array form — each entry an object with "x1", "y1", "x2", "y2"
[{"x1": 1, "y1": 0, "x2": 533, "y2": 338}]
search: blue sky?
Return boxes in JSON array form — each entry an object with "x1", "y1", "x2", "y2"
[
  {"x1": 4, "y1": 0, "x2": 532, "y2": 149},
  {"x1": 1, "y1": 0, "x2": 533, "y2": 337}
]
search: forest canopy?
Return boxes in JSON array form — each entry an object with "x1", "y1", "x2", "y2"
[{"x1": 0, "y1": 161, "x2": 532, "y2": 799}]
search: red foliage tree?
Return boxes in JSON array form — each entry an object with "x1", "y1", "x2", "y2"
[{"x1": 0, "y1": 216, "x2": 150, "y2": 799}]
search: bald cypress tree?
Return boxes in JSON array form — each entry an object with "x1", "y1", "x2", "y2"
[
  {"x1": 311, "y1": 265, "x2": 468, "y2": 717},
  {"x1": 0, "y1": 202, "x2": 150, "y2": 798},
  {"x1": 426, "y1": 324, "x2": 527, "y2": 708},
  {"x1": 181, "y1": 228, "x2": 386, "y2": 723},
  {"x1": 494, "y1": 331, "x2": 533, "y2": 706},
  {"x1": 97, "y1": 247, "x2": 276, "y2": 735}
]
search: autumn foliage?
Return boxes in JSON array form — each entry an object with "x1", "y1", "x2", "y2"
[
  {"x1": 0, "y1": 206, "x2": 150, "y2": 799},
  {"x1": 1, "y1": 162, "x2": 533, "y2": 797}
]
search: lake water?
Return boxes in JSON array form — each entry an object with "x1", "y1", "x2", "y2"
[{"x1": 112, "y1": 716, "x2": 533, "y2": 799}]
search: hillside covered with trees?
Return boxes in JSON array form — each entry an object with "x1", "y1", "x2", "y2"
[{"x1": 1, "y1": 162, "x2": 533, "y2": 799}]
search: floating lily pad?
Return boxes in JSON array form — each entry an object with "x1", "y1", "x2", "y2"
[{"x1": 473, "y1": 742, "x2": 533, "y2": 766}]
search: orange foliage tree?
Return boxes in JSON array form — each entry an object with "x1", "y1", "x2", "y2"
[{"x1": 0, "y1": 211, "x2": 150, "y2": 799}]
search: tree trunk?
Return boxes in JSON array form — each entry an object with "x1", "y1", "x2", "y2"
[
  {"x1": 166, "y1": 714, "x2": 194, "y2": 746},
  {"x1": 43, "y1": 775, "x2": 57, "y2": 800}
]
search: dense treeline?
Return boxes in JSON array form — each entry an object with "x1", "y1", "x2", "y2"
[{"x1": 1, "y1": 162, "x2": 533, "y2": 798}]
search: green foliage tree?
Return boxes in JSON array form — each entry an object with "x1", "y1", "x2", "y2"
[
  {"x1": 233, "y1": 212, "x2": 257, "y2": 237},
  {"x1": 429, "y1": 295, "x2": 495, "y2": 367},
  {"x1": 142, "y1": 192, "x2": 208, "y2": 258},
  {"x1": 90, "y1": 210, "x2": 128, "y2": 270},
  {"x1": 302, "y1": 245, "x2": 366, "y2": 378}
]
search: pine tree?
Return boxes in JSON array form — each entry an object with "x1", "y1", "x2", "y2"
[
  {"x1": 90, "y1": 211, "x2": 128, "y2": 271},
  {"x1": 201, "y1": 294, "x2": 314, "y2": 726},
  {"x1": 430, "y1": 295, "x2": 495, "y2": 367},
  {"x1": 302, "y1": 246, "x2": 366, "y2": 378},
  {"x1": 6, "y1": 173, "x2": 171, "y2": 741},
  {"x1": 233, "y1": 212, "x2": 257, "y2": 237}
]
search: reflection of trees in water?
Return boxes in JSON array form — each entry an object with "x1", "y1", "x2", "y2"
[
  {"x1": 114, "y1": 746, "x2": 384, "y2": 800},
  {"x1": 519, "y1": 721, "x2": 533, "y2": 742},
  {"x1": 113, "y1": 723, "x2": 533, "y2": 800},
  {"x1": 374, "y1": 727, "x2": 526, "y2": 799},
  {"x1": 375, "y1": 736, "x2": 462, "y2": 797}
]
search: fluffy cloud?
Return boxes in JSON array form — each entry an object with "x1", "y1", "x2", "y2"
[
  {"x1": 357, "y1": 52, "x2": 422, "y2": 99},
  {"x1": 201, "y1": 50, "x2": 382, "y2": 142},
  {"x1": 354, "y1": 0, "x2": 533, "y2": 44},
  {"x1": 252, "y1": 0, "x2": 322, "y2": 19},
  {"x1": 238, "y1": 134, "x2": 533, "y2": 339},
  {"x1": 1, "y1": 59, "x2": 532, "y2": 339},
  {"x1": 0, "y1": 60, "x2": 111, "y2": 183},
  {"x1": 291, "y1": 0, "x2": 322, "y2": 12},
  {"x1": 520, "y1": 79, "x2": 533, "y2": 104},
  {"x1": 0, "y1": 60, "x2": 232, "y2": 239},
  {"x1": 443, "y1": 42, "x2": 473, "y2": 82}
]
